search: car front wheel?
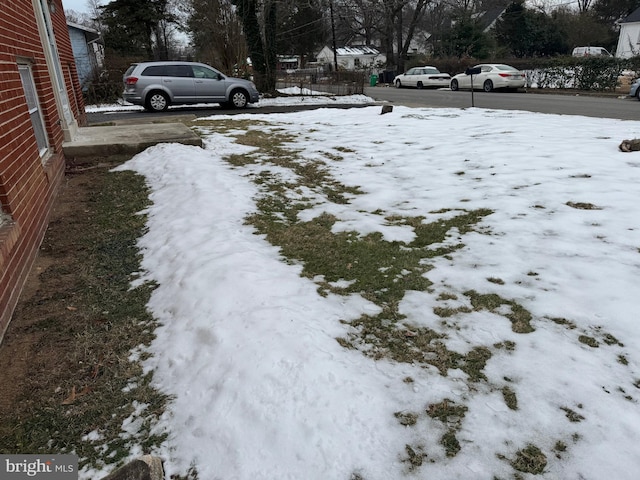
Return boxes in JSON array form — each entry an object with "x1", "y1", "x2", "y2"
[
  {"x1": 395, "y1": 80, "x2": 402, "y2": 88},
  {"x1": 230, "y1": 89, "x2": 249, "y2": 108},
  {"x1": 636, "y1": 88, "x2": 640, "y2": 101},
  {"x1": 450, "y1": 79, "x2": 459, "y2": 91},
  {"x1": 483, "y1": 80, "x2": 494, "y2": 92},
  {"x1": 145, "y1": 91, "x2": 169, "y2": 112}
]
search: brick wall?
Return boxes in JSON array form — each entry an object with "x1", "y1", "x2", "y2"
[
  {"x1": 53, "y1": 0, "x2": 86, "y2": 126},
  {"x1": 0, "y1": 0, "x2": 85, "y2": 342}
]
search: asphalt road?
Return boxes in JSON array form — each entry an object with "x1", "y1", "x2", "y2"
[
  {"x1": 86, "y1": 87, "x2": 640, "y2": 124},
  {"x1": 363, "y1": 86, "x2": 640, "y2": 121}
]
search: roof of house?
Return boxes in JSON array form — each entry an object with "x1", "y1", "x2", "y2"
[
  {"x1": 67, "y1": 21, "x2": 101, "y2": 43},
  {"x1": 473, "y1": 6, "x2": 508, "y2": 31},
  {"x1": 335, "y1": 46, "x2": 381, "y2": 56},
  {"x1": 619, "y1": 6, "x2": 640, "y2": 24}
]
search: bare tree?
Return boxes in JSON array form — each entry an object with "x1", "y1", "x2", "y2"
[
  {"x1": 334, "y1": 0, "x2": 434, "y2": 71},
  {"x1": 397, "y1": 0, "x2": 430, "y2": 68},
  {"x1": 335, "y1": 0, "x2": 383, "y2": 45},
  {"x1": 576, "y1": 0, "x2": 595, "y2": 13},
  {"x1": 87, "y1": 0, "x2": 105, "y2": 30},
  {"x1": 187, "y1": 0, "x2": 248, "y2": 73},
  {"x1": 64, "y1": 0, "x2": 106, "y2": 30}
]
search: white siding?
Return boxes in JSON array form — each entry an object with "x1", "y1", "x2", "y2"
[
  {"x1": 616, "y1": 23, "x2": 640, "y2": 58},
  {"x1": 315, "y1": 46, "x2": 386, "y2": 71}
]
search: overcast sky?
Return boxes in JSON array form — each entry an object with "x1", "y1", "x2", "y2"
[{"x1": 62, "y1": 0, "x2": 98, "y2": 15}]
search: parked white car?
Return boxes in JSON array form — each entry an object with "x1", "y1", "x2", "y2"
[
  {"x1": 449, "y1": 64, "x2": 526, "y2": 92},
  {"x1": 393, "y1": 66, "x2": 451, "y2": 89}
]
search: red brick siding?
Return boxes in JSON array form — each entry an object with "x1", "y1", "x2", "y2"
[
  {"x1": 55, "y1": 1, "x2": 86, "y2": 124},
  {"x1": 0, "y1": 0, "x2": 81, "y2": 341}
]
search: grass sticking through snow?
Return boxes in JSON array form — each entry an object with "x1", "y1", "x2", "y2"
[
  {"x1": 464, "y1": 290, "x2": 535, "y2": 334},
  {"x1": 427, "y1": 399, "x2": 468, "y2": 457},
  {"x1": 197, "y1": 118, "x2": 533, "y2": 475},
  {"x1": 0, "y1": 166, "x2": 167, "y2": 474},
  {"x1": 511, "y1": 444, "x2": 547, "y2": 475},
  {"x1": 192, "y1": 118, "x2": 616, "y2": 477}
]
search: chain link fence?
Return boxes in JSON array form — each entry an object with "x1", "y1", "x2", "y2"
[
  {"x1": 81, "y1": 69, "x2": 368, "y2": 106},
  {"x1": 276, "y1": 69, "x2": 367, "y2": 96}
]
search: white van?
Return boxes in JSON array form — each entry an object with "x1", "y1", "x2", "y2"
[{"x1": 572, "y1": 46, "x2": 613, "y2": 57}]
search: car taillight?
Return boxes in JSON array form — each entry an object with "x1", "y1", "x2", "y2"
[{"x1": 125, "y1": 77, "x2": 138, "y2": 85}]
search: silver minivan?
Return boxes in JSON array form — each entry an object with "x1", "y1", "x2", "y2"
[{"x1": 123, "y1": 61, "x2": 260, "y2": 111}]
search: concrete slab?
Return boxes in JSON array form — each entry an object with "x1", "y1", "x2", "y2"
[
  {"x1": 63, "y1": 122, "x2": 203, "y2": 159},
  {"x1": 101, "y1": 114, "x2": 199, "y2": 126}
]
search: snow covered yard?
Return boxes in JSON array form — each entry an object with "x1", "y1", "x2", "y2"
[{"x1": 87, "y1": 105, "x2": 640, "y2": 479}]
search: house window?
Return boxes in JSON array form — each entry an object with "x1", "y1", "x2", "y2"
[{"x1": 18, "y1": 64, "x2": 49, "y2": 157}]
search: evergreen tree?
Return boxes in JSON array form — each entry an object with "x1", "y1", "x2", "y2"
[
  {"x1": 593, "y1": 0, "x2": 640, "y2": 23},
  {"x1": 494, "y1": 1, "x2": 568, "y2": 57},
  {"x1": 551, "y1": 7, "x2": 615, "y2": 52},
  {"x1": 493, "y1": 0, "x2": 531, "y2": 57},
  {"x1": 442, "y1": 13, "x2": 492, "y2": 58},
  {"x1": 529, "y1": 10, "x2": 568, "y2": 56},
  {"x1": 100, "y1": 0, "x2": 177, "y2": 60},
  {"x1": 231, "y1": 0, "x2": 277, "y2": 92}
]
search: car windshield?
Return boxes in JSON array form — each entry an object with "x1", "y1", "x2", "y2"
[{"x1": 424, "y1": 67, "x2": 440, "y2": 74}]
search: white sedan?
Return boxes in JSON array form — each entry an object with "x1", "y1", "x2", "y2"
[
  {"x1": 449, "y1": 64, "x2": 525, "y2": 92},
  {"x1": 393, "y1": 66, "x2": 451, "y2": 89}
]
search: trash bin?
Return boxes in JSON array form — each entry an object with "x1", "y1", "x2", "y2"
[
  {"x1": 381, "y1": 71, "x2": 397, "y2": 84},
  {"x1": 369, "y1": 74, "x2": 378, "y2": 86}
]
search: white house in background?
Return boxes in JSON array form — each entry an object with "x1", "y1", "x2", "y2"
[
  {"x1": 316, "y1": 46, "x2": 386, "y2": 70},
  {"x1": 67, "y1": 22, "x2": 103, "y2": 89},
  {"x1": 616, "y1": 6, "x2": 640, "y2": 58}
]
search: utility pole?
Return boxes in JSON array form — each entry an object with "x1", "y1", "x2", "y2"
[{"x1": 329, "y1": 0, "x2": 338, "y2": 72}]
